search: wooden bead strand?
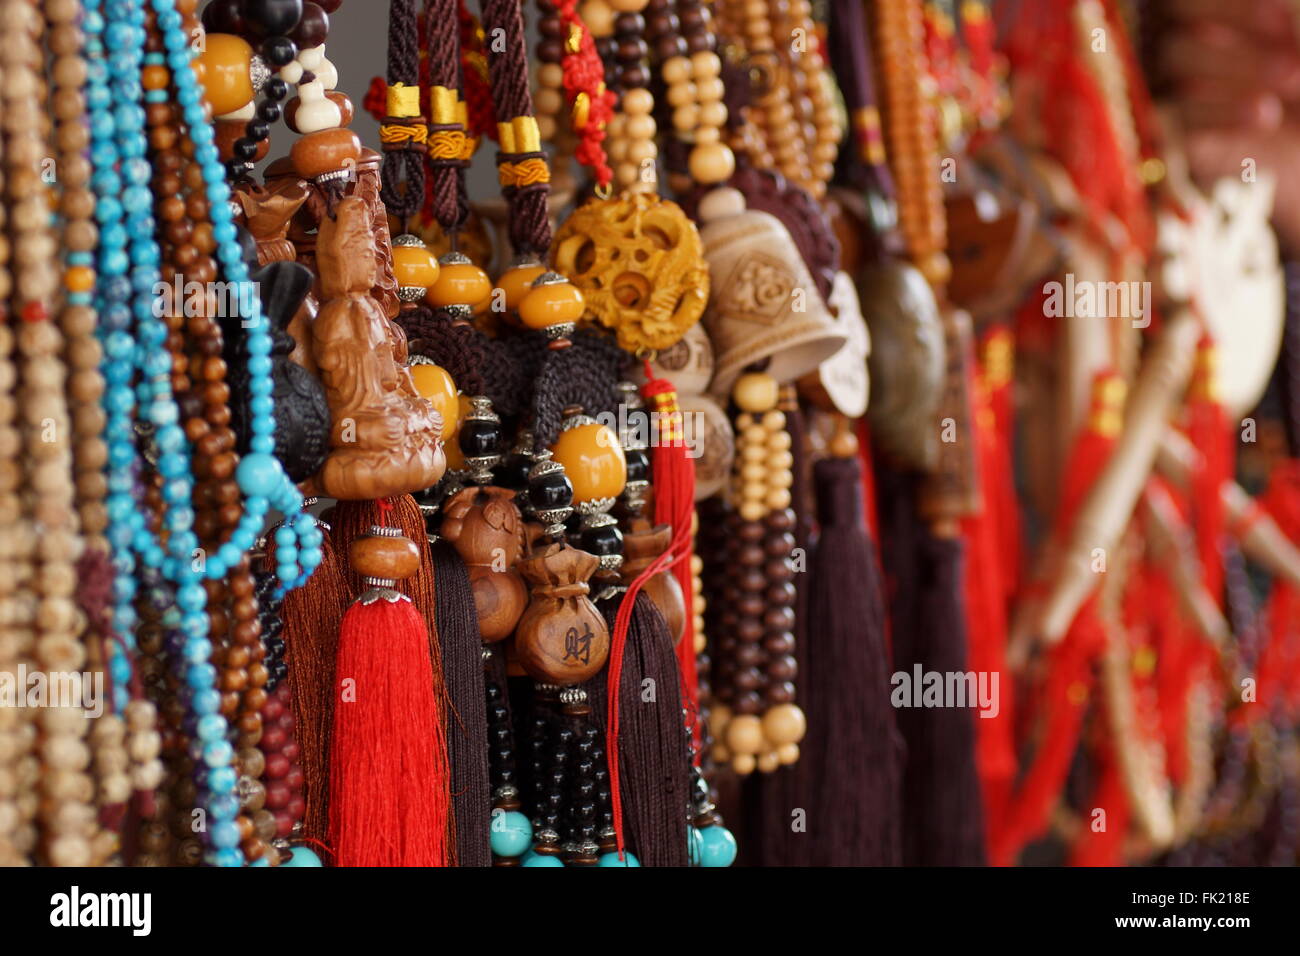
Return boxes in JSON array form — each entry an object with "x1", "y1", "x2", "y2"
[
  {"x1": 2, "y1": 0, "x2": 103, "y2": 867},
  {"x1": 0, "y1": 31, "x2": 38, "y2": 870}
]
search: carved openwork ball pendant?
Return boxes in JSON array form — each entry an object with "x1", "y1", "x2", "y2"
[{"x1": 552, "y1": 193, "x2": 709, "y2": 352}]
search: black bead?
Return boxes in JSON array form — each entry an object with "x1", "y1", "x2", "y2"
[
  {"x1": 261, "y1": 35, "x2": 299, "y2": 68},
  {"x1": 580, "y1": 522, "x2": 622, "y2": 557},
  {"x1": 246, "y1": 119, "x2": 272, "y2": 142},
  {"x1": 243, "y1": 0, "x2": 304, "y2": 36},
  {"x1": 528, "y1": 470, "x2": 573, "y2": 511},
  {"x1": 264, "y1": 77, "x2": 290, "y2": 101},
  {"x1": 201, "y1": 0, "x2": 247, "y2": 33},
  {"x1": 232, "y1": 137, "x2": 259, "y2": 161},
  {"x1": 624, "y1": 447, "x2": 650, "y2": 482},
  {"x1": 257, "y1": 99, "x2": 283, "y2": 123},
  {"x1": 496, "y1": 452, "x2": 533, "y2": 491},
  {"x1": 459, "y1": 419, "x2": 502, "y2": 458}
]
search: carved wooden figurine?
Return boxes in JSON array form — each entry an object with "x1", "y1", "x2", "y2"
[
  {"x1": 440, "y1": 486, "x2": 529, "y2": 643},
  {"x1": 310, "y1": 196, "x2": 446, "y2": 499}
]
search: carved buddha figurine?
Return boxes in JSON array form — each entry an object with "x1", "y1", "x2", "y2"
[{"x1": 310, "y1": 195, "x2": 446, "y2": 499}]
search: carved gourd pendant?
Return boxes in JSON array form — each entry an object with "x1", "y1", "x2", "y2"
[
  {"x1": 552, "y1": 193, "x2": 709, "y2": 352},
  {"x1": 621, "y1": 524, "x2": 686, "y2": 645},
  {"x1": 440, "y1": 486, "x2": 529, "y2": 643},
  {"x1": 513, "y1": 543, "x2": 611, "y2": 684}
]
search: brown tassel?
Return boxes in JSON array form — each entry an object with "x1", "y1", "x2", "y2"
[
  {"x1": 430, "y1": 539, "x2": 492, "y2": 866},
  {"x1": 268, "y1": 520, "x2": 350, "y2": 849},
  {"x1": 757, "y1": 455, "x2": 903, "y2": 865},
  {"x1": 876, "y1": 461, "x2": 986, "y2": 865},
  {"x1": 590, "y1": 593, "x2": 690, "y2": 866}
]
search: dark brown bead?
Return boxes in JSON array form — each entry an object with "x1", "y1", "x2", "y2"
[
  {"x1": 763, "y1": 606, "x2": 795, "y2": 631},
  {"x1": 766, "y1": 681, "x2": 797, "y2": 704},
  {"x1": 767, "y1": 654, "x2": 798, "y2": 681},
  {"x1": 766, "y1": 582, "x2": 796, "y2": 607}
]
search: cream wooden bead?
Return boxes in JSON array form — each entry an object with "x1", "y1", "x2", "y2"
[
  {"x1": 534, "y1": 87, "x2": 564, "y2": 117},
  {"x1": 625, "y1": 113, "x2": 656, "y2": 141},
  {"x1": 731, "y1": 753, "x2": 756, "y2": 775},
  {"x1": 671, "y1": 104, "x2": 698, "y2": 133}
]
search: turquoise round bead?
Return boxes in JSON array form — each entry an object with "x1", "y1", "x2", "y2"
[
  {"x1": 489, "y1": 810, "x2": 534, "y2": 858},
  {"x1": 236, "y1": 452, "x2": 284, "y2": 497},
  {"x1": 520, "y1": 851, "x2": 564, "y2": 868},
  {"x1": 282, "y1": 846, "x2": 324, "y2": 868},
  {"x1": 598, "y1": 851, "x2": 640, "y2": 867},
  {"x1": 695, "y1": 825, "x2": 737, "y2": 867}
]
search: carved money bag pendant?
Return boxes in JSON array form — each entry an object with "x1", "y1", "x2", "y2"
[{"x1": 513, "y1": 543, "x2": 611, "y2": 685}]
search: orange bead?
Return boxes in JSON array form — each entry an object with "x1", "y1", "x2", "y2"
[
  {"x1": 64, "y1": 266, "x2": 95, "y2": 294},
  {"x1": 427, "y1": 257, "x2": 492, "y2": 308},
  {"x1": 518, "y1": 277, "x2": 586, "y2": 330},
  {"x1": 195, "y1": 34, "x2": 255, "y2": 117},
  {"x1": 409, "y1": 363, "x2": 460, "y2": 438},
  {"x1": 495, "y1": 262, "x2": 547, "y2": 313},
  {"x1": 391, "y1": 240, "x2": 441, "y2": 290},
  {"x1": 551, "y1": 421, "x2": 627, "y2": 503},
  {"x1": 142, "y1": 64, "x2": 171, "y2": 91}
]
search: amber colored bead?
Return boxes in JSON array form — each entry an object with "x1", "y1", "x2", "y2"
[
  {"x1": 350, "y1": 533, "x2": 422, "y2": 582},
  {"x1": 517, "y1": 279, "x2": 585, "y2": 330},
  {"x1": 63, "y1": 265, "x2": 94, "y2": 293},
  {"x1": 195, "y1": 33, "x2": 255, "y2": 115},
  {"x1": 142, "y1": 63, "x2": 170, "y2": 90},
  {"x1": 290, "y1": 127, "x2": 363, "y2": 179},
  {"x1": 409, "y1": 363, "x2": 459, "y2": 438},
  {"x1": 494, "y1": 262, "x2": 547, "y2": 316},
  {"x1": 391, "y1": 241, "x2": 441, "y2": 290},
  {"x1": 550, "y1": 421, "x2": 627, "y2": 503},
  {"x1": 427, "y1": 260, "x2": 492, "y2": 308}
]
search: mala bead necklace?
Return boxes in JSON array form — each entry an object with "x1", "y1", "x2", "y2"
[
  {"x1": 0, "y1": 0, "x2": 97, "y2": 867},
  {"x1": 707, "y1": 371, "x2": 804, "y2": 775},
  {"x1": 86, "y1": 0, "x2": 319, "y2": 866},
  {"x1": 147, "y1": 2, "x2": 288, "y2": 865}
]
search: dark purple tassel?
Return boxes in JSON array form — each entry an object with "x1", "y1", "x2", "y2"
[
  {"x1": 590, "y1": 593, "x2": 690, "y2": 866},
  {"x1": 754, "y1": 456, "x2": 903, "y2": 865},
  {"x1": 431, "y1": 540, "x2": 492, "y2": 866},
  {"x1": 876, "y1": 462, "x2": 987, "y2": 865}
]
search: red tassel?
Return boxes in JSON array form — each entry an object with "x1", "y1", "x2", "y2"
[
  {"x1": 330, "y1": 581, "x2": 449, "y2": 866},
  {"x1": 1187, "y1": 336, "x2": 1231, "y2": 605},
  {"x1": 605, "y1": 363, "x2": 695, "y2": 856}
]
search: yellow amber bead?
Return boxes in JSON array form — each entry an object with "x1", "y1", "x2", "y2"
[
  {"x1": 409, "y1": 363, "x2": 459, "y2": 438},
  {"x1": 550, "y1": 421, "x2": 626, "y2": 503},
  {"x1": 496, "y1": 262, "x2": 548, "y2": 313},
  {"x1": 391, "y1": 242, "x2": 441, "y2": 290},
  {"x1": 518, "y1": 279, "x2": 586, "y2": 330},
  {"x1": 427, "y1": 260, "x2": 492, "y2": 308},
  {"x1": 195, "y1": 34, "x2": 255, "y2": 117},
  {"x1": 64, "y1": 266, "x2": 95, "y2": 294}
]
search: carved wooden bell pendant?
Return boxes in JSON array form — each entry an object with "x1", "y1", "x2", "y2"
[{"x1": 696, "y1": 187, "x2": 846, "y2": 399}]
